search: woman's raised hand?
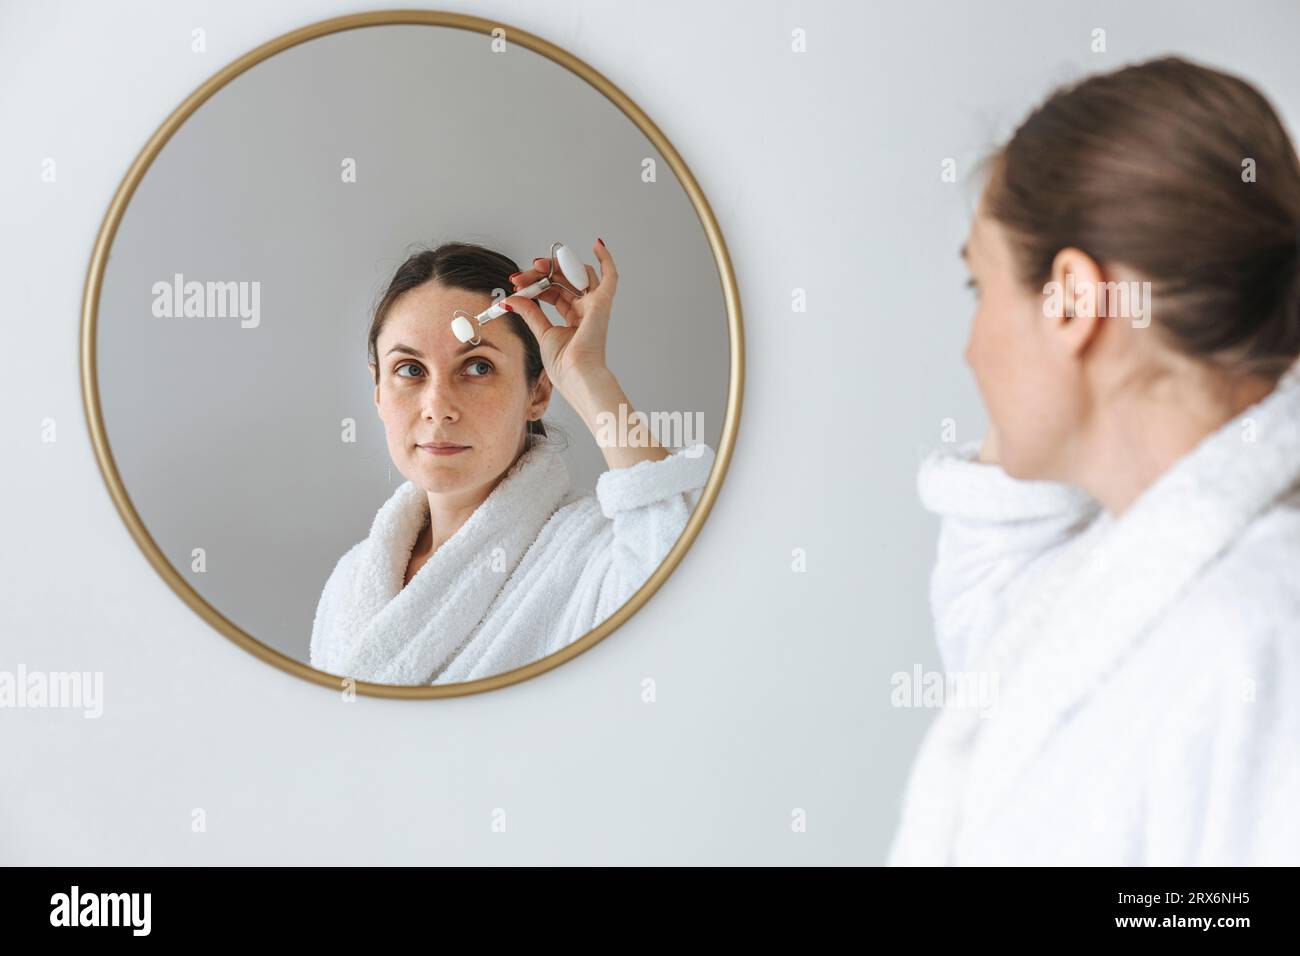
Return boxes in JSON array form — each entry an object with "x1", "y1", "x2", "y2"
[{"x1": 499, "y1": 238, "x2": 618, "y2": 403}]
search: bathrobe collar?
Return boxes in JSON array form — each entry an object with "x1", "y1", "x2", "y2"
[
  {"x1": 890, "y1": 363, "x2": 1300, "y2": 865},
  {"x1": 323, "y1": 437, "x2": 571, "y2": 685}
]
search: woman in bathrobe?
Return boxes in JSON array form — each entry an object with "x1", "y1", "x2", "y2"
[
  {"x1": 889, "y1": 57, "x2": 1300, "y2": 865},
  {"x1": 309, "y1": 239, "x2": 715, "y2": 686}
]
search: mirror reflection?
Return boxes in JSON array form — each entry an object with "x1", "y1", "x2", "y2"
[{"x1": 92, "y1": 21, "x2": 733, "y2": 687}]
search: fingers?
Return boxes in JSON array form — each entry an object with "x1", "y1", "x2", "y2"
[
  {"x1": 516, "y1": 243, "x2": 616, "y2": 288},
  {"x1": 510, "y1": 258, "x2": 567, "y2": 306},
  {"x1": 592, "y1": 238, "x2": 618, "y2": 285},
  {"x1": 512, "y1": 242, "x2": 615, "y2": 306},
  {"x1": 499, "y1": 293, "x2": 553, "y2": 344},
  {"x1": 509, "y1": 259, "x2": 547, "y2": 291}
]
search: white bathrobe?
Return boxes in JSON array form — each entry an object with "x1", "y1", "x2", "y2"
[
  {"x1": 888, "y1": 363, "x2": 1300, "y2": 866},
  {"x1": 310, "y1": 439, "x2": 716, "y2": 686}
]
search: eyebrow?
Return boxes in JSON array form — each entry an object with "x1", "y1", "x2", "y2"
[{"x1": 385, "y1": 340, "x2": 504, "y2": 359}]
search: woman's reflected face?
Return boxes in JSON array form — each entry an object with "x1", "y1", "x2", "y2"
[{"x1": 372, "y1": 281, "x2": 547, "y2": 495}]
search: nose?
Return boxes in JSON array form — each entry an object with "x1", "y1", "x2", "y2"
[{"x1": 419, "y1": 370, "x2": 461, "y2": 423}]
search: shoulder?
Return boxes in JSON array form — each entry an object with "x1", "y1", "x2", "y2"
[
  {"x1": 1137, "y1": 501, "x2": 1300, "y2": 863},
  {"x1": 1217, "y1": 489, "x2": 1300, "y2": 601},
  {"x1": 311, "y1": 539, "x2": 366, "y2": 667},
  {"x1": 1140, "y1": 492, "x2": 1300, "y2": 726},
  {"x1": 319, "y1": 539, "x2": 365, "y2": 600},
  {"x1": 1163, "y1": 490, "x2": 1300, "y2": 657},
  {"x1": 536, "y1": 490, "x2": 606, "y2": 542}
]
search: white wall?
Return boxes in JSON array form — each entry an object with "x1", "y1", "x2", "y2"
[{"x1": 4, "y1": 0, "x2": 1298, "y2": 864}]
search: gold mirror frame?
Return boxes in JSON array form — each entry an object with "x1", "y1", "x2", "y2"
[{"x1": 79, "y1": 9, "x2": 743, "y2": 699}]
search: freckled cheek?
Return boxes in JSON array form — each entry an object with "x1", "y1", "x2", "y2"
[
  {"x1": 467, "y1": 383, "x2": 519, "y2": 426},
  {"x1": 381, "y1": 386, "x2": 418, "y2": 420},
  {"x1": 383, "y1": 378, "x2": 520, "y2": 432},
  {"x1": 377, "y1": 385, "x2": 432, "y2": 447},
  {"x1": 443, "y1": 379, "x2": 520, "y2": 427}
]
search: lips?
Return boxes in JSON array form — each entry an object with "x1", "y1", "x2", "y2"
[{"x1": 417, "y1": 441, "x2": 470, "y2": 456}]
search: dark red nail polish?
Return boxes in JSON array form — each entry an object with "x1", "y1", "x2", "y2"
[
  {"x1": 502, "y1": 303, "x2": 513, "y2": 312},
  {"x1": 598, "y1": 237, "x2": 605, "y2": 246}
]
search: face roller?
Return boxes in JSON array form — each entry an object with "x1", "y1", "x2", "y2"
[{"x1": 450, "y1": 240, "x2": 590, "y2": 345}]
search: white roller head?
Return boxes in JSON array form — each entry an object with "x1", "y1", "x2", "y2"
[
  {"x1": 554, "y1": 243, "x2": 590, "y2": 291},
  {"x1": 450, "y1": 314, "x2": 477, "y2": 343}
]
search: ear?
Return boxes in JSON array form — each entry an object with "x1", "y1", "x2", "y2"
[
  {"x1": 529, "y1": 370, "x2": 553, "y2": 420},
  {"x1": 370, "y1": 363, "x2": 380, "y2": 415},
  {"x1": 1046, "y1": 246, "x2": 1105, "y2": 357}
]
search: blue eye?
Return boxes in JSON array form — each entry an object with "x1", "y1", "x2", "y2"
[
  {"x1": 465, "y1": 359, "x2": 493, "y2": 377},
  {"x1": 396, "y1": 362, "x2": 423, "y2": 378}
]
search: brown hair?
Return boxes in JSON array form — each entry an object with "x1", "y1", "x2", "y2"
[
  {"x1": 983, "y1": 56, "x2": 1300, "y2": 380},
  {"x1": 367, "y1": 241, "x2": 547, "y2": 438}
]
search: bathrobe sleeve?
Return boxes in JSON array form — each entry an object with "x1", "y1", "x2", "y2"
[
  {"x1": 918, "y1": 439, "x2": 1100, "y2": 672},
  {"x1": 592, "y1": 443, "x2": 717, "y2": 614}
]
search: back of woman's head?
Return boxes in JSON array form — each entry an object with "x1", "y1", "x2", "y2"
[{"x1": 984, "y1": 55, "x2": 1300, "y2": 380}]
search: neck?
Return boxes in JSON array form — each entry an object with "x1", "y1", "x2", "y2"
[
  {"x1": 1068, "y1": 369, "x2": 1278, "y2": 516},
  {"x1": 417, "y1": 434, "x2": 533, "y2": 555},
  {"x1": 420, "y1": 489, "x2": 490, "y2": 554}
]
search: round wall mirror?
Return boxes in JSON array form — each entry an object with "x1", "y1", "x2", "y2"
[{"x1": 81, "y1": 11, "x2": 741, "y2": 698}]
